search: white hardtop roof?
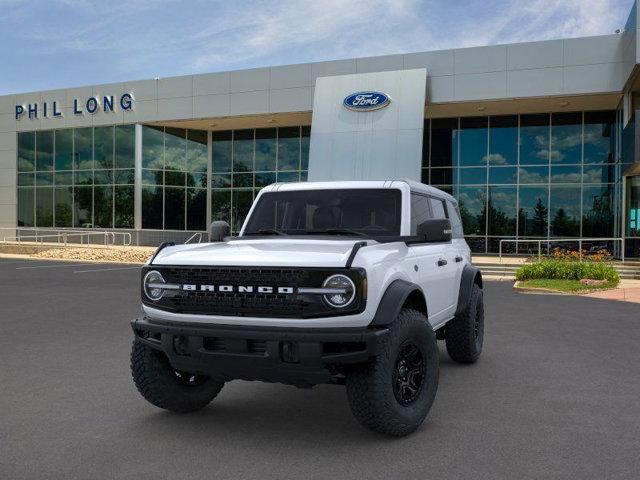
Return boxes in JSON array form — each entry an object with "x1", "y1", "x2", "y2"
[{"x1": 261, "y1": 180, "x2": 457, "y2": 205}]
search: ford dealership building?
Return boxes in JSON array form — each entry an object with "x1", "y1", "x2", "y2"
[{"x1": 2, "y1": 4, "x2": 640, "y2": 257}]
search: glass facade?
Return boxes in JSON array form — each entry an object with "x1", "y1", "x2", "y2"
[
  {"x1": 15, "y1": 113, "x2": 624, "y2": 254},
  {"x1": 17, "y1": 124, "x2": 310, "y2": 234},
  {"x1": 141, "y1": 126, "x2": 208, "y2": 231},
  {"x1": 422, "y1": 111, "x2": 620, "y2": 253},
  {"x1": 211, "y1": 126, "x2": 310, "y2": 232},
  {"x1": 17, "y1": 126, "x2": 135, "y2": 228}
]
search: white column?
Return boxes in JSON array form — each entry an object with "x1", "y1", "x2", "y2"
[
  {"x1": 206, "y1": 130, "x2": 212, "y2": 232},
  {"x1": 134, "y1": 124, "x2": 143, "y2": 231}
]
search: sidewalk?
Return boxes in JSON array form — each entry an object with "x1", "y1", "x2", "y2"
[
  {"x1": 582, "y1": 280, "x2": 640, "y2": 304},
  {"x1": 472, "y1": 255, "x2": 527, "y2": 265}
]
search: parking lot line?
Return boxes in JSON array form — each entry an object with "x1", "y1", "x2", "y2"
[
  {"x1": 74, "y1": 265, "x2": 141, "y2": 273},
  {"x1": 0, "y1": 260, "x2": 51, "y2": 265},
  {"x1": 16, "y1": 263, "x2": 92, "y2": 270}
]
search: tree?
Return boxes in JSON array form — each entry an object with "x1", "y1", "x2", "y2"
[
  {"x1": 55, "y1": 203, "x2": 73, "y2": 227},
  {"x1": 583, "y1": 192, "x2": 613, "y2": 237},
  {"x1": 551, "y1": 208, "x2": 579, "y2": 237},
  {"x1": 485, "y1": 196, "x2": 516, "y2": 236},
  {"x1": 517, "y1": 208, "x2": 527, "y2": 236},
  {"x1": 457, "y1": 199, "x2": 478, "y2": 234},
  {"x1": 532, "y1": 198, "x2": 548, "y2": 236}
]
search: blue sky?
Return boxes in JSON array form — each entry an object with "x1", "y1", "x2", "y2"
[{"x1": 0, "y1": 0, "x2": 635, "y2": 95}]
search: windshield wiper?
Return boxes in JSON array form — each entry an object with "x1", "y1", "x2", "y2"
[
  {"x1": 307, "y1": 228, "x2": 367, "y2": 237},
  {"x1": 244, "y1": 229, "x2": 287, "y2": 236}
]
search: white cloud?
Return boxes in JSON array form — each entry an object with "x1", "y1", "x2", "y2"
[
  {"x1": 519, "y1": 167, "x2": 546, "y2": 183},
  {"x1": 549, "y1": 150, "x2": 565, "y2": 162},
  {"x1": 18, "y1": 1, "x2": 636, "y2": 63},
  {"x1": 583, "y1": 167, "x2": 606, "y2": 183},
  {"x1": 188, "y1": 0, "x2": 426, "y2": 70},
  {"x1": 483, "y1": 153, "x2": 508, "y2": 165},
  {"x1": 188, "y1": 0, "x2": 633, "y2": 70},
  {"x1": 2, "y1": 0, "x2": 634, "y2": 92},
  {"x1": 550, "y1": 171, "x2": 582, "y2": 182},
  {"x1": 452, "y1": 0, "x2": 631, "y2": 48},
  {"x1": 552, "y1": 131, "x2": 582, "y2": 149}
]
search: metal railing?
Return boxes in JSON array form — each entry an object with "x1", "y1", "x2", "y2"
[
  {"x1": 498, "y1": 238, "x2": 625, "y2": 262},
  {"x1": 0, "y1": 228, "x2": 132, "y2": 248}
]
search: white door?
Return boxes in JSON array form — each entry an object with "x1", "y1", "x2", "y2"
[
  {"x1": 412, "y1": 243, "x2": 458, "y2": 324},
  {"x1": 428, "y1": 196, "x2": 459, "y2": 319},
  {"x1": 446, "y1": 199, "x2": 468, "y2": 308},
  {"x1": 407, "y1": 194, "x2": 458, "y2": 325}
]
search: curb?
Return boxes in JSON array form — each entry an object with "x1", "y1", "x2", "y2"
[
  {"x1": 512, "y1": 281, "x2": 568, "y2": 295},
  {"x1": 513, "y1": 280, "x2": 619, "y2": 296},
  {"x1": 0, "y1": 253, "x2": 148, "y2": 265}
]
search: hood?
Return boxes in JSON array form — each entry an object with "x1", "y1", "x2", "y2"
[{"x1": 151, "y1": 238, "x2": 368, "y2": 268}]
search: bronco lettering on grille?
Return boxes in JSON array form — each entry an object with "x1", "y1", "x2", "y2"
[{"x1": 181, "y1": 284, "x2": 295, "y2": 294}]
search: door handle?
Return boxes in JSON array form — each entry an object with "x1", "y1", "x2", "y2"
[
  {"x1": 437, "y1": 259, "x2": 447, "y2": 267},
  {"x1": 455, "y1": 256, "x2": 463, "y2": 263}
]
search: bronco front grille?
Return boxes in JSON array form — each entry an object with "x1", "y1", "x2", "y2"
[
  {"x1": 142, "y1": 266, "x2": 366, "y2": 319},
  {"x1": 164, "y1": 267, "x2": 310, "y2": 286}
]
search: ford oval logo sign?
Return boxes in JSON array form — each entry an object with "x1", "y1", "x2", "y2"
[{"x1": 343, "y1": 91, "x2": 391, "y2": 111}]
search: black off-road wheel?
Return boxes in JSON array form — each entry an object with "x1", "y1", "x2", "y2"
[
  {"x1": 445, "y1": 283, "x2": 484, "y2": 363},
  {"x1": 131, "y1": 340, "x2": 224, "y2": 413},
  {"x1": 345, "y1": 309, "x2": 439, "y2": 436}
]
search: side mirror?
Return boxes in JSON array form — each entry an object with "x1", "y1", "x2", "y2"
[
  {"x1": 209, "y1": 221, "x2": 231, "y2": 242},
  {"x1": 416, "y1": 218, "x2": 452, "y2": 243}
]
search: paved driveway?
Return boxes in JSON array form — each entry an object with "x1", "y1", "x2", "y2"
[{"x1": 1, "y1": 258, "x2": 639, "y2": 480}]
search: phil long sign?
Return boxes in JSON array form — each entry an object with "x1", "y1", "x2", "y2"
[{"x1": 15, "y1": 93, "x2": 134, "y2": 120}]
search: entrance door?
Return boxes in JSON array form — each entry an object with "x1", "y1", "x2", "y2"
[{"x1": 625, "y1": 175, "x2": 640, "y2": 257}]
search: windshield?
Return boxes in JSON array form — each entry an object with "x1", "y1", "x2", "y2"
[{"x1": 242, "y1": 189, "x2": 402, "y2": 237}]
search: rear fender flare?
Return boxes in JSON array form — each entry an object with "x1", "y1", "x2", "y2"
[{"x1": 455, "y1": 264, "x2": 483, "y2": 316}]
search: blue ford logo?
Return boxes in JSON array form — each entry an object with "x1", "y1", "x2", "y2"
[{"x1": 343, "y1": 91, "x2": 390, "y2": 111}]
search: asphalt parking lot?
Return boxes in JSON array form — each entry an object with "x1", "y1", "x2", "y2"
[{"x1": 1, "y1": 258, "x2": 639, "y2": 480}]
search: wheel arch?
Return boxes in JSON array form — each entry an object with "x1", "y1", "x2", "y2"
[
  {"x1": 455, "y1": 264, "x2": 483, "y2": 316},
  {"x1": 370, "y1": 279, "x2": 428, "y2": 326}
]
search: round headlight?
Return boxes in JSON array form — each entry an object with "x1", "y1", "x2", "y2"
[
  {"x1": 143, "y1": 270, "x2": 166, "y2": 301},
  {"x1": 322, "y1": 274, "x2": 356, "y2": 308}
]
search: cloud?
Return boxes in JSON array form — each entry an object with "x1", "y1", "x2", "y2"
[
  {"x1": 552, "y1": 131, "x2": 582, "y2": 150},
  {"x1": 0, "y1": 0, "x2": 634, "y2": 93},
  {"x1": 583, "y1": 167, "x2": 607, "y2": 183},
  {"x1": 457, "y1": 188, "x2": 486, "y2": 211},
  {"x1": 188, "y1": 0, "x2": 426, "y2": 70},
  {"x1": 489, "y1": 190, "x2": 517, "y2": 215},
  {"x1": 519, "y1": 167, "x2": 547, "y2": 183},
  {"x1": 549, "y1": 150, "x2": 565, "y2": 162},
  {"x1": 188, "y1": 0, "x2": 634, "y2": 70},
  {"x1": 550, "y1": 170, "x2": 582, "y2": 183},
  {"x1": 453, "y1": 0, "x2": 631, "y2": 47},
  {"x1": 483, "y1": 153, "x2": 508, "y2": 165}
]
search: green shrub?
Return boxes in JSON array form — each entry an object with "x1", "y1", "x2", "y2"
[{"x1": 515, "y1": 260, "x2": 619, "y2": 285}]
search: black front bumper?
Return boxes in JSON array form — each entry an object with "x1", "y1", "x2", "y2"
[{"x1": 131, "y1": 317, "x2": 389, "y2": 387}]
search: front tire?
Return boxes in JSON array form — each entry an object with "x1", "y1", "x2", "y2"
[
  {"x1": 445, "y1": 283, "x2": 484, "y2": 363},
  {"x1": 131, "y1": 340, "x2": 224, "y2": 413},
  {"x1": 345, "y1": 309, "x2": 439, "y2": 436}
]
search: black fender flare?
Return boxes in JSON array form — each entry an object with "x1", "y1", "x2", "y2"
[
  {"x1": 455, "y1": 264, "x2": 483, "y2": 316},
  {"x1": 370, "y1": 279, "x2": 427, "y2": 326}
]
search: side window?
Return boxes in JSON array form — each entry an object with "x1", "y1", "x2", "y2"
[
  {"x1": 429, "y1": 197, "x2": 447, "y2": 220},
  {"x1": 410, "y1": 193, "x2": 432, "y2": 234},
  {"x1": 447, "y1": 200, "x2": 464, "y2": 238}
]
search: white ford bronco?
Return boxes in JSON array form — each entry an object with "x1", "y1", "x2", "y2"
[{"x1": 131, "y1": 180, "x2": 484, "y2": 436}]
